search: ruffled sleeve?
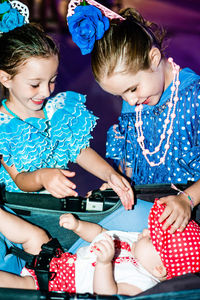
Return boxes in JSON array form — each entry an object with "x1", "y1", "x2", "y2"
[
  {"x1": 0, "y1": 91, "x2": 98, "y2": 192},
  {"x1": 46, "y1": 91, "x2": 99, "y2": 163}
]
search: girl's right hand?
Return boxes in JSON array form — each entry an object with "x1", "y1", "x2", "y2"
[
  {"x1": 158, "y1": 194, "x2": 191, "y2": 233},
  {"x1": 38, "y1": 168, "x2": 78, "y2": 198}
]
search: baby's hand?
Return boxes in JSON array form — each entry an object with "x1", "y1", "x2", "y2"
[
  {"x1": 92, "y1": 234, "x2": 115, "y2": 264},
  {"x1": 107, "y1": 173, "x2": 134, "y2": 210},
  {"x1": 59, "y1": 213, "x2": 79, "y2": 231},
  {"x1": 38, "y1": 168, "x2": 78, "y2": 198},
  {"x1": 158, "y1": 194, "x2": 191, "y2": 233}
]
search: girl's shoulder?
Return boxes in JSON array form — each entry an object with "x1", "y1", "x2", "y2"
[
  {"x1": 0, "y1": 111, "x2": 13, "y2": 126},
  {"x1": 45, "y1": 91, "x2": 87, "y2": 118},
  {"x1": 178, "y1": 68, "x2": 200, "y2": 93}
]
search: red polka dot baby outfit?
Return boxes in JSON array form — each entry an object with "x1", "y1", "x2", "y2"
[
  {"x1": 148, "y1": 199, "x2": 200, "y2": 279},
  {"x1": 27, "y1": 252, "x2": 77, "y2": 292},
  {"x1": 25, "y1": 231, "x2": 159, "y2": 293}
]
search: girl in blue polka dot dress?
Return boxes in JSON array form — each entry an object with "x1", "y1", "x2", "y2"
[
  {"x1": 67, "y1": 1, "x2": 200, "y2": 253},
  {"x1": 0, "y1": 3, "x2": 134, "y2": 211}
]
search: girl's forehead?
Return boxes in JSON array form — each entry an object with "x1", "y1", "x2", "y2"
[
  {"x1": 16, "y1": 55, "x2": 59, "y2": 74},
  {"x1": 99, "y1": 71, "x2": 139, "y2": 94}
]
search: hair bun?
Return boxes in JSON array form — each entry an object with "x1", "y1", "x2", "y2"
[{"x1": 119, "y1": 8, "x2": 146, "y2": 25}]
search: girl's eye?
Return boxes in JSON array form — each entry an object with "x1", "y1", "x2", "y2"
[
  {"x1": 131, "y1": 87, "x2": 137, "y2": 93},
  {"x1": 31, "y1": 84, "x2": 39, "y2": 88},
  {"x1": 50, "y1": 80, "x2": 56, "y2": 85}
]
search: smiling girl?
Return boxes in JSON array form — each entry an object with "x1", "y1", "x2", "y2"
[
  {"x1": 0, "y1": 3, "x2": 134, "y2": 210},
  {"x1": 66, "y1": 1, "x2": 200, "y2": 239}
]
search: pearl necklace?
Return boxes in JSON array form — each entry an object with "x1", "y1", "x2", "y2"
[{"x1": 135, "y1": 57, "x2": 180, "y2": 167}]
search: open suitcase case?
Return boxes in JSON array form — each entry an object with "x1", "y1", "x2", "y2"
[{"x1": 0, "y1": 184, "x2": 200, "y2": 299}]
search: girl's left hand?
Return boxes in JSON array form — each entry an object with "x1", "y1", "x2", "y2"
[
  {"x1": 107, "y1": 173, "x2": 134, "y2": 210},
  {"x1": 158, "y1": 194, "x2": 191, "y2": 233}
]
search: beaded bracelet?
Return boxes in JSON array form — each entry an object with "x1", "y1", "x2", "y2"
[{"x1": 171, "y1": 183, "x2": 195, "y2": 210}]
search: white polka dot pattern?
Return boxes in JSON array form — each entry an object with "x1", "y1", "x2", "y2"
[
  {"x1": 27, "y1": 252, "x2": 77, "y2": 292},
  {"x1": 148, "y1": 199, "x2": 200, "y2": 279}
]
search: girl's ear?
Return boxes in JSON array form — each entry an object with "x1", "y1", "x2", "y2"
[
  {"x1": 152, "y1": 264, "x2": 167, "y2": 279},
  {"x1": 0, "y1": 70, "x2": 11, "y2": 88},
  {"x1": 149, "y1": 47, "x2": 161, "y2": 71}
]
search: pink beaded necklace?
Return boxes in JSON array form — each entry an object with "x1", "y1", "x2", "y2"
[{"x1": 135, "y1": 57, "x2": 180, "y2": 167}]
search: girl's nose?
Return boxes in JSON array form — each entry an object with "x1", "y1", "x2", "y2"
[
  {"x1": 125, "y1": 95, "x2": 138, "y2": 106},
  {"x1": 39, "y1": 84, "x2": 51, "y2": 98}
]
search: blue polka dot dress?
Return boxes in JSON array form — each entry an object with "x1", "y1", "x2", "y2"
[
  {"x1": 106, "y1": 68, "x2": 200, "y2": 185},
  {"x1": 0, "y1": 91, "x2": 98, "y2": 192}
]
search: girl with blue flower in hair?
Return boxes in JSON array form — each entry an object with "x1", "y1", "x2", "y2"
[
  {"x1": 0, "y1": 0, "x2": 134, "y2": 210},
  {"x1": 67, "y1": 0, "x2": 200, "y2": 253}
]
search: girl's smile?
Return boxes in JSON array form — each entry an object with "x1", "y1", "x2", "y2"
[
  {"x1": 31, "y1": 98, "x2": 46, "y2": 105},
  {"x1": 99, "y1": 66, "x2": 165, "y2": 107},
  {"x1": 1, "y1": 55, "x2": 59, "y2": 119}
]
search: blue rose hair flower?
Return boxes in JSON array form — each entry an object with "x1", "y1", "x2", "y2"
[
  {"x1": 0, "y1": 2, "x2": 25, "y2": 33},
  {"x1": 67, "y1": 5, "x2": 109, "y2": 55}
]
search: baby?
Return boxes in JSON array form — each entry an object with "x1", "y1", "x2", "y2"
[{"x1": 0, "y1": 199, "x2": 199, "y2": 295}]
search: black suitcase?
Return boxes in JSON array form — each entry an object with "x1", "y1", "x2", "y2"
[
  {"x1": 1, "y1": 183, "x2": 199, "y2": 250},
  {"x1": 0, "y1": 184, "x2": 200, "y2": 299}
]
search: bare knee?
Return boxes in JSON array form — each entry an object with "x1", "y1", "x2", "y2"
[{"x1": 24, "y1": 225, "x2": 50, "y2": 255}]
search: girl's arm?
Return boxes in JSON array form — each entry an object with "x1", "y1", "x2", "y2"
[
  {"x1": 93, "y1": 234, "x2": 142, "y2": 296},
  {"x1": 1, "y1": 157, "x2": 78, "y2": 197},
  {"x1": 59, "y1": 213, "x2": 106, "y2": 242},
  {"x1": 76, "y1": 147, "x2": 134, "y2": 210},
  {"x1": 159, "y1": 179, "x2": 200, "y2": 233}
]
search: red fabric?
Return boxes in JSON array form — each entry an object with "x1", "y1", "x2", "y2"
[
  {"x1": 91, "y1": 238, "x2": 138, "y2": 267},
  {"x1": 148, "y1": 199, "x2": 200, "y2": 279},
  {"x1": 27, "y1": 252, "x2": 77, "y2": 292}
]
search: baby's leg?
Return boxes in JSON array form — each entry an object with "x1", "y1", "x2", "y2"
[
  {"x1": 0, "y1": 207, "x2": 50, "y2": 254},
  {"x1": 0, "y1": 271, "x2": 36, "y2": 289}
]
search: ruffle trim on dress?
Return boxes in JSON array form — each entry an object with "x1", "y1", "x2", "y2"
[{"x1": 0, "y1": 91, "x2": 98, "y2": 174}]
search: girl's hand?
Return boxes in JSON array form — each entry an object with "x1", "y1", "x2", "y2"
[
  {"x1": 38, "y1": 168, "x2": 78, "y2": 198},
  {"x1": 107, "y1": 173, "x2": 134, "y2": 210},
  {"x1": 59, "y1": 213, "x2": 79, "y2": 231},
  {"x1": 85, "y1": 183, "x2": 110, "y2": 198},
  {"x1": 92, "y1": 234, "x2": 115, "y2": 264},
  {"x1": 158, "y1": 194, "x2": 191, "y2": 233}
]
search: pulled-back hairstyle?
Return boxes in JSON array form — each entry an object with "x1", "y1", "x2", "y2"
[
  {"x1": 91, "y1": 8, "x2": 166, "y2": 82},
  {"x1": 0, "y1": 23, "x2": 59, "y2": 98}
]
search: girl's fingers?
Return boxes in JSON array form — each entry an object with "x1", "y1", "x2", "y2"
[
  {"x1": 161, "y1": 210, "x2": 177, "y2": 231},
  {"x1": 159, "y1": 205, "x2": 172, "y2": 223},
  {"x1": 99, "y1": 183, "x2": 110, "y2": 191},
  {"x1": 169, "y1": 215, "x2": 184, "y2": 234},
  {"x1": 179, "y1": 217, "x2": 190, "y2": 232},
  {"x1": 60, "y1": 170, "x2": 76, "y2": 177}
]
